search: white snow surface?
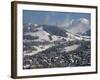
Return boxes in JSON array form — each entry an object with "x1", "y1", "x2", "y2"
[
  {"x1": 25, "y1": 27, "x2": 50, "y2": 41},
  {"x1": 24, "y1": 25, "x2": 90, "y2": 42},
  {"x1": 66, "y1": 32, "x2": 90, "y2": 41},
  {"x1": 24, "y1": 44, "x2": 55, "y2": 56},
  {"x1": 62, "y1": 44, "x2": 80, "y2": 52}
]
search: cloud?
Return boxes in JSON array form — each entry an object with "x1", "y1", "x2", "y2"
[
  {"x1": 44, "y1": 12, "x2": 57, "y2": 25},
  {"x1": 59, "y1": 19, "x2": 71, "y2": 27},
  {"x1": 44, "y1": 15, "x2": 51, "y2": 25},
  {"x1": 67, "y1": 18, "x2": 90, "y2": 34},
  {"x1": 79, "y1": 18, "x2": 89, "y2": 25},
  {"x1": 71, "y1": 18, "x2": 90, "y2": 28},
  {"x1": 58, "y1": 15, "x2": 72, "y2": 28}
]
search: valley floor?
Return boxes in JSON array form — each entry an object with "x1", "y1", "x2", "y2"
[{"x1": 23, "y1": 40, "x2": 91, "y2": 69}]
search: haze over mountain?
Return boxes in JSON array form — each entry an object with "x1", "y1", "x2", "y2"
[
  {"x1": 23, "y1": 10, "x2": 91, "y2": 69},
  {"x1": 59, "y1": 18, "x2": 90, "y2": 35},
  {"x1": 23, "y1": 20, "x2": 90, "y2": 44},
  {"x1": 23, "y1": 23, "x2": 91, "y2": 69}
]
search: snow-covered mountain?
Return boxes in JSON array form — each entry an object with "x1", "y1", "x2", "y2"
[
  {"x1": 23, "y1": 22, "x2": 90, "y2": 43},
  {"x1": 24, "y1": 26, "x2": 50, "y2": 42},
  {"x1": 23, "y1": 23, "x2": 91, "y2": 69}
]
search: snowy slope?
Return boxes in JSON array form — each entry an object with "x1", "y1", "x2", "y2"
[
  {"x1": 62, "y1": 44, "x2": 80, "y2": 52},
  {"x1": 66, "y1": 31, "x2": 90, "y2": 41},
  {"x1": 23, "y1": 23, "x2": 91, "y2": 59},
  {"x1": 24, "y1": 26, "x2": 50, "y2": 42},
  {"x1": 24, "y1": 44, "x2": 55, "y2": 56},
  {"x1": 24, "y1": 24, "x2": 90, "y2": 42}
]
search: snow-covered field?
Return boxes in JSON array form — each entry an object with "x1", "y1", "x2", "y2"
[
  {"x1": 24, "y1": 27, "x2": 50, "y2": 41},
  {"x1": 23, "y1": 25, "x2": 90, "y2": 56},
  {"x1": 24, "y1": 44, "x2": 55, "y2": 56},
  {"x1": 62, "y1": 44, "x2": 80, "y2": 52},
  {"x1": 23, "y1": 23, "x2": 91, "y2": 69}
]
